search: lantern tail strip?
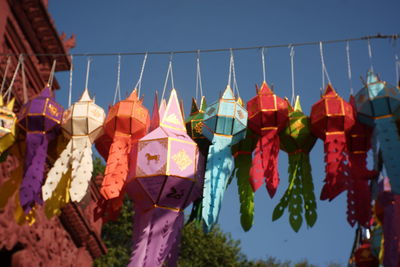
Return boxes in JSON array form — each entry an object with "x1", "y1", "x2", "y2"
[
  {"x1": 42, "y1": 139, "x2": 72, "y2": 201},
  {"x1": 143, "y1": 209, "x2": 183, "y2": 267},
  {"x1": 381, "y1": 192, "x2": 400, "y2": 267},
  {"x1": 70, "y1": 137, "x2": 93, "y2": 202},
  {"x1": 375, "y1": 118, "x2": 400, "y2": 194},
  {"x1": 100, "y1": 135, "x2": 131, "y2": 199},
  {"x1": 19, "y1": 133, "x2": 49, "y2": 213},
  {"x1": 320, "y1": 134, "x2": 349, "y2": 201},
  {"x1": 202, "y1": 136, "x2": 234, "y2": 231},
  {"x1": 165, "y1": 220, "x2": 183, "y2": 267},
  {"x1": 249, "y1": 138, "x2": 264, "y2": 192},
  {"x1": 301, "y1": 153, "x2": 317, "y2": 227},
  {"x1": 235, "y1": 151, "x2": 254, "y2": 232},
  {"x1": 129, "y1": 210, "x2": 152, "y2": 267}
]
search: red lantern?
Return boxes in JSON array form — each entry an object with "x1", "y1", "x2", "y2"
[
  {"x1": 346, "y1": 95, "x2": 377, "y2": 227},
  {"x1": 354, "y1": 242, "x2": 379, "y2": 267},
  {"x1": 310, "y1": 84, "x2": 355, "y2": 200},
  {"x1": 247, "y1": 82, "x2": 288, "y2": 197}
]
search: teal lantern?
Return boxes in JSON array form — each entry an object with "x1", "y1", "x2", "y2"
[
  {"x1": 355, "y1": 71, "x2": 400, "y2": 194},
  {"x1": 201, "y1": 86, "x2": 247, "y2": 230}
]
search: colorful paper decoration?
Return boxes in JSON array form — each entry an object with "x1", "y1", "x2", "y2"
[
  {"x1": 273, "y1": 96, "x2": 317, "y2": 232},
  {"x1": 231, "y1": 128, "x2": 257, "y2": 231},
  {"x1": 311, "y1": 84, "x2": 355, "y2": 200},
  {"x1": 356, "y1": 71, "x2": 400, "y2": 194},
  {"x1": 0, "y1": 96, "x2": 16, "y2": 154},
  {"x1": 17, "y1": 86, "x2": 63, "y2": 213},
  {"x1": 42, "y1": 88, "x2": 105, "y2": 204},
  {"x1": 185, "y1": 96, "x2": 209, "y2": 224},
  {"x1": 346, "y1": 95, "x2": 377, "y2": 227},
  {"x1": 126, "y1": 89, "x2": 202, "y2": 267},
  {"x1": 247, "y1": 81, "x2": 288, "y2": 197},
  {"x1": 201, "y1": 86, "x2": 247, "y2": 230},
  {"x1": 100, "y1": 89, "x2": 150, "y2": 200}
]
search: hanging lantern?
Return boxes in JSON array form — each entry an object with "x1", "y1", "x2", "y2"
[
  {"x1": 354, "y1": 242, "x2": 379, "y2": 267},
  {"x1": 201, "y1": 86, "x2": 247, "y2": 230},
  {"x1": 17, "y1": 86, "x2": 63, "y2": 213},
  {"x1": 346, "y1": 95, "x2": 377, "y2": 228},
  {"x1": 0, "y1": 96, "x2": 16, "y2": 154},
  {"x1": 356, "y1": 71, "x2": 400, "y2": 194},
  {"x1": 42, "y1": 88, "x2": 105, "y2": 204},
  {"x1": 231, "y1": 128, "x2": 257, "y2": 231},
  {"x1": 272, "y1": 96, "x2": 317, "y2": 232},
  {"x1": 185, "y1": 96, "x2": 209, "y2": 224},
  {"x1": 310, "y1": 84, "x2": 355, "y2": 200},
  {"x1": 126, "y1": 89, "x2": 202, "y2": 267},
  {"x1": 100, "y1": 89, "x2": 149, "y2": 199},
  {"x1": 247, "y1": 81, "x2": 288, "y2": 197}
]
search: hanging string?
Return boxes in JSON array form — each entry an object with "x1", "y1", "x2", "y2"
[
  {"x1": 195, "y1": 50, "x2": 204, "y2": 102},
  {"x1": 289, "y1": 45, "x2": 295, "y2": 105},
  {"x1": 161, "y1": 53, "x2": 175, "y2": 101},
  {"x1": 0, "y1": 57, "x2": 11, "y2": 95},
  {"x1": 68, "y1": 55, "x2": 73, "y2": 106},
  {"x1": 227, "y1": 49, "x2": 240, "y2": 98},
  {"x1": 346, "y1": 42, "x2": 354, "y2": 95},
  {"x1": 319, "y1": 42, "x2": 331, "y2": 90},
  {"x1": 113, "y1": 55, "x2": 121, "y2": 104},
  {"x1": 367, "y1": 38, "x2": 374, "y2": 72},
  {"x1": 21, "y1": 57, "x2": 27, "y2": 104},
  {"x1": 5, "y1": 55, "x2": 22, "y2": 103},
  {"x1": 261, "y1": 47, "x2": 267, "y2": 82},
  {"x1": 47, "y1": 60, "x2": 57, "y2": 88},
  {"x1": 134, "y1": 52, "x2": 148, "y2": 97}
]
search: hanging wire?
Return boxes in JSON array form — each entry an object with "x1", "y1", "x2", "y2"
[
  {"x1": 161, "y1": 53, "x2": 174, "y2": 101},
  {"x1": 112, "y1": 55, "x2": 121, "y2": 104},
  {"x1": 68, "y1": 55, "x2": 73, "y2": 106},
  {"x1": 134, "y1": 52, "x2": 148, "y2": 97},
  {"x1": 47, "y1": 60, "x2": 57, "y2": 87},
  {"x1": 228, "y1": 49, "x2": 240, "y2": 98},
  {"x1": 289, "y1": 45, "x2": 295, "y2": 105},
  {"x1": 0, "y1": 57, "x2": 11, "y2": 95},
  {"x1": 261, "y1": 47, "x2": 267, "y2": 82},
  {"x1": 367, "y1": 38, "x2": 374, "y2": 72},
  {"x1": 319, "y1": 41, "x2": 332, "y2": 90},
  {"x1": 195, "y1": 50, "x2": 204, "y2": 102},
  {"x1": 5, "y1": 55, "x2": 22, "y2": 103},
  {"x1": 346, "y1": 42, "x2": 354, "y2": 95},
  {"x1": 1, "y1": 33, "x2": 396, "y2": 57},
  {"x1": 21, "y1": 57, "x2": 27, "y2": 104}
]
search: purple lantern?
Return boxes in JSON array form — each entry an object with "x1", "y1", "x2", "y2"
[{"x1": 17, "y1": 86, "x2": 63, "y2": 213}]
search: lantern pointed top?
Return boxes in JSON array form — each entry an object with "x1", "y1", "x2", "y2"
[
  {"x1": 294, "y1": 95, "x2": 302, "y2": 112},
  {"x1": 127, "y1": 89, "x2": 139, "y2": 101},
  {"x1": 150, "y1": 91, "x2": 160, "y2": 132},
  {"x1": 258, "y1": 81, "x2": 273, "y2": 95},
  {"x1": 6, "y1": 97, "x2": 15, "y2": 111},
  {"x1": 159, "y1": 98, "x2": 167, "y2": 118},
  {"x1": 237, "y1": 97, "x2": 244, "y2": 107},
  {"x1": 161, "y1": 89, "x2": 186, "y2": 131},
  {"x1": 366, "y1": 71, "x2": 380, "y2": 85},
  {"x1": 41, "y1": 85, "x2": 53, "y2": 98},
  {"x1": 190, "y1": 98, "x2": 199, "y2": 114},
  {"x1": 222, "y1": 85, "x2": 235, "y2": 100},
  {"x1": 199, "y1": 96, "x2": 207, "y2": 112},
  {"x1": 79, "y1": 88, "x2": 92, "y2": 102},
  {"x1": 322, "y1": 83, "x2": 338, "y2": 98},
  {"x1": 0, "y1": 95, "x2": 3, "y2": 107}
]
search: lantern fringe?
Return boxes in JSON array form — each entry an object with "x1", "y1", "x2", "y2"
[
  {"x1": 320, "y1": 134, "x2": 349, "y2": 201},
  {"x1": 19, "y1": 133, "x2": 49, "y2": 213},
  {"x1": 250, "y1": 132, "x2": 280, "y2": 197},
  {"x1": 202, "y1": 136, "x2": 234, "y2": 231}
]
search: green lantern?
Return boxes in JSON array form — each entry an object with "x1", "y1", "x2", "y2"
[{"x1": 272, "y1": 96, "x2": 317, "y2": 232}]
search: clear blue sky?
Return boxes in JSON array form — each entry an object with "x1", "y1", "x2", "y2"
[{"x1": 49, "y1": 0, "x2": 399, "y2": 265}]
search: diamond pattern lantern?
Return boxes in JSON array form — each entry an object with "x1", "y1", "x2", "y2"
[
  {"x1": 201, "y1": 86, "x2": 247, "y2": 231},
  {"x1": 42, "y1": 88, "x2": 105, "y2": 204},
  {"x1": 18, "y1": 86, "x2": 63, "y2": 213},
  {"x1": 346, "y1": 95, "x2": 377, "y2": 228},
  {"x1": 356, "y1": 71, "x2": 400, "y2": 194},
  {"x1": 126, "y1": 89, "x2": 202, "y2": 267},
  {"x1": 272, "y1": 97, "x2": 317, "y2": 232},
  {"x1": 0, "y1": 96, "x2": 16, "y2": 154},
  {"x1": 310, "y1": 84, "x2": 355, "y2": 201},
  {"x1": 247, "y1": 81, "x2": 289, "y2": 198}
]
